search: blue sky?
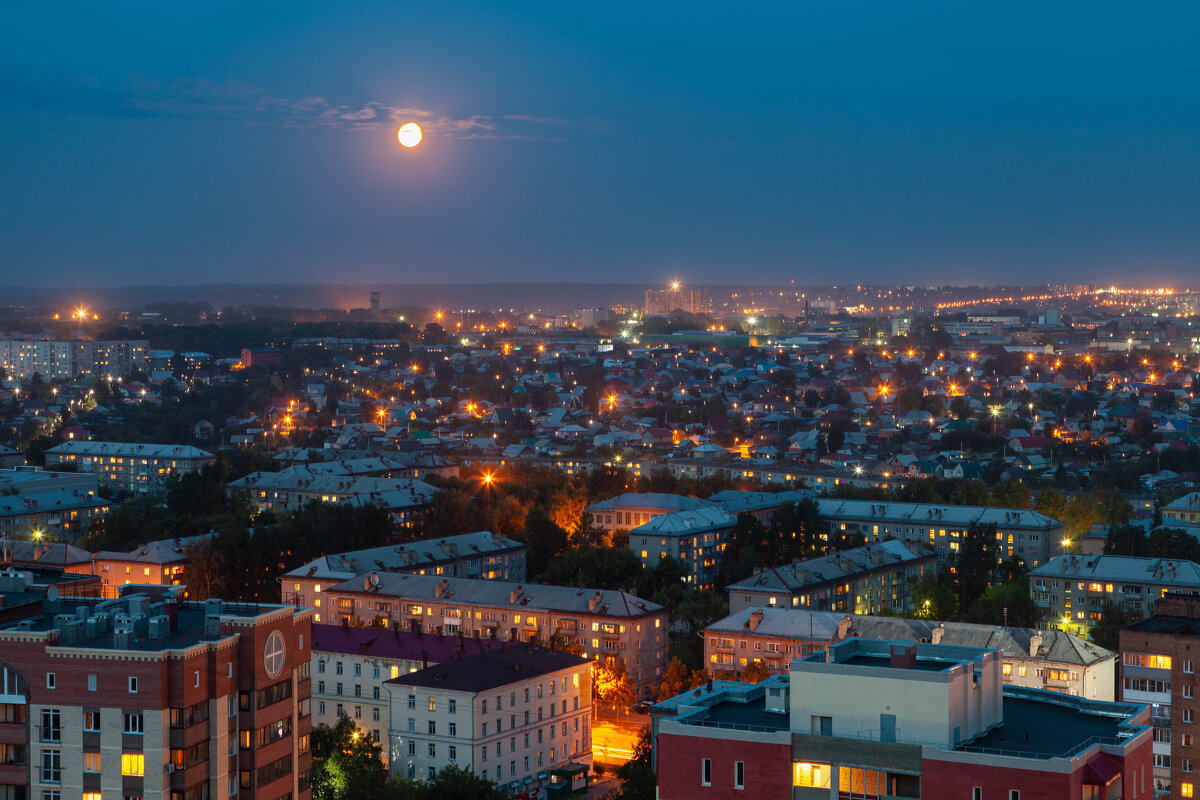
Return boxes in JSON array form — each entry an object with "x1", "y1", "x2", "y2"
[{"x1": 2, "y1": 2, "x2": 1198, "y2": 287}]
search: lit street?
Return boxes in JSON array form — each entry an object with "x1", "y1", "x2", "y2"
[{"x1": 592, "y1": 714, "x2": 648, "y2": 765}]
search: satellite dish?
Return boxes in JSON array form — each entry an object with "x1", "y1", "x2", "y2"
[
  {"x1": 370, "y1": 572, "x2": 380, "y2": 586},
  {"x1": 46, "y1": 586, "x2": 59, "y2": 601}
]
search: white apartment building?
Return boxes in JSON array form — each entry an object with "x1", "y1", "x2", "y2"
[
  {"x1": 385, "y1": 644, "x2": 591, "y2": 791},
  {"x1": 310, "y1": 622, "x2": 497, "y2": 765}
]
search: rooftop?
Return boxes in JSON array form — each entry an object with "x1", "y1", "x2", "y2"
[
  {"x1": 959, "y1": 690, "x2": 1145, "y2": 759},
  {"x1": 385, "y1": 644, "x2": 588, "y2": 693},
  {"x1": 726, "y1": 540, "x2": 933, "y2": 593},
  {"x1": 655, "y1": 676, "x2": 792, "y2": 734},
  {"x1": 311, "y1": 622, "x2": 500, "y2": 662}
]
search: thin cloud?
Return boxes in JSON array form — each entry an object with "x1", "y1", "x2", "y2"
[{"x1": 4, "y1": 74, "x2": 601, "y2": 141}]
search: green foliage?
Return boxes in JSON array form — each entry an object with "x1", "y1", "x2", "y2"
[
  {"x1": 955, "y1": 521, "x2": 997, "y2": 610},
  {"x1": 1090, "y1": 601, "x2": 1136, "y2": 652},
  {"x1": 311, "y1": 716, "x2": 389, "y2": 800},
  {"x1": 964, "y1": 580, "x2": 1042, "y2": 628},
  {"x1": 611, "y1": 727, "x2": 655, "y2": 800}
]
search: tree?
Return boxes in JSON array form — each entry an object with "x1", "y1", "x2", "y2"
[
  {"x1": 595, "y1": 659, "x2": 638, "y2": 709},
  {"x1": 611, "y1": 727, "x2": 655, "y2": 800},
  {"x1": 658, "y1": 658, "x2": 692, "y2": 701},
  {"x1": 741, "y1": 659, "x2": 770, "y2": 683},
  {"x1": 547, "y1": 485, "x2": 589, "y2": 534},
  {"x1": 955, "y1": 521, "x2": 996, "y2": 610},
  {"x1": 964, "y1": 580, "x2": 1042, "y2": 628},
  {"x1": 310, "y1": 716, "x2": 389, "y2": 800},
  {"x1": 1091, "y1": 601, "x2": 1135, "y2": 651},
  {"x1": 909, "y1": 573, "x2": 958, "y2": 620}
]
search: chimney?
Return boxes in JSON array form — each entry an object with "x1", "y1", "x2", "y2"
[
  {"x1": 889, "y1": 643, "x2": 917, "y2": 670},
  {"x1": 422, "y1": 649, "x2": 429, "y2": 670},
  {"x1": 749, "y1": 609, "x2": 764, "y2": 632},
  {"x1": 931, "y1": 623, "x2": 946, "y2": 645},
  {"x1": 588, "y1": 592, "x2": 602, "y2": 612},
  {"x1": 509, "y1": 586, "x2": 524, "y2": 604},
  {"x1": 1028, "y1": 631, "x2": 1043, "y2": 657},
  {"x1": 836, "y1": 615, "x2": 853, "y2": 641},
  {"x1": 435, "y1": 579, "x2": 449, "y2": 599}
]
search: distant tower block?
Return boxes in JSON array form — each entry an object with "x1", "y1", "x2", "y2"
[{"x1": 370, "y1": 291, "x2": 381, "y2": 317}]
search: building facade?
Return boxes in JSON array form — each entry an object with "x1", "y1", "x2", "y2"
[
  {"x1": 644, "y1": 286, "x2": 710, "y2": 317},
  {"x1": 44, "y1": 441, "x2": 216, "y2": 494},
  {"x1": 309, "y1": 622, "x2": 497, "y2": 765},
  {"x1": 385, "y1": 645, "x2": 591, "y2": 791},
  {"x1": 1031, "y1": 553, "x2": 1200, "y2": 638},
  {"x1": 322, "y1": 573, "x2": 668, "y2": 699},
  {"x1": 702, "y1": 607, "x2": 1117, "y2": 699},
  {"x1": 0, "y1": 585, "x2": 312, "y2": 800},
  {"x1": 1120, "y1": 593, "x2": 1200, "y2": 795},
  {"x1": 0, "y1": 338, "x2": 149, "y2": 381},
  {"x1": 627, "y1": 508, "x2": 735, "y2": 590},
  {"x1": 724, "y1": 540, "x2": 936, "y2": 615},
  {"x1": 280, "y1": 531, "x2": 526, "y2": 615},
  {"x1": 653, "y1": 638, "x2": 1152, "y2": 800}
]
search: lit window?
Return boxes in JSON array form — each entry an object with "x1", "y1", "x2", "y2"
[
  {"x1": 121, "y1": 752, "x2": 145, "y2": 776},
  {"x1": 794, "y1": 762, "x2": 832, "y2": 788}
]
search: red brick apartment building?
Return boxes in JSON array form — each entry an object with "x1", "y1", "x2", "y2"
[
  {"x1": 1120, "y1": 592, "x2": 1200, "y2": 797},
  {"x1": 653, "y1": 638, "x2": 1152, "y2": 800},
  {"x1": 0, "y1": 583, "x2": 312, "y2": 800}
]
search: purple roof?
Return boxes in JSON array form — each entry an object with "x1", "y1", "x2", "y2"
[{"x1": 311, "y1": 623, "x2": 501, "y2": 663}]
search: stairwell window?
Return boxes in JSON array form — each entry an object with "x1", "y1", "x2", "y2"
[
  {"x1": 734, "y1": 761, "x2": 744, "y2": 789},
  {"x1": 701, "y1": 758, "x2": 712, "y2": 786}
]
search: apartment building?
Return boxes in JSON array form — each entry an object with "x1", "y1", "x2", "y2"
[
  {"x1": 0, "y1": 338, "x2": 149, "y2": 381},
  {"x1": 702, "y1": 607, "x2": 1117, "y2": 699},
  {"x1": 1031, "y1": 553, "x2": 1200, "y2": 638},
  {"x1": 385, "y1": 644, "x2": 592, "y2": 791},
  {"x1": 814, "y1": 498, "x2": 1064, "y2": 567},
  {"x1": 0, "y1": 582, "x2": 313, "y2": 800},
  {"x1": 309, "y1": 622, "x2": 497, "y2": 765},
  {"x1": 644, "y1": 286, "x2": 710, "y2": 317},
  {"x1": 1120, "y1": 593, "x2": 1200, "y2": 795},
  {"x1": 725, "y1": 540, "x2": 936, "y2": 615},
  {"x1": 587, "y1": 492, "x2": 719, "y2": 533},
  {"x1": 627, "y1": 508, "x2": 735, "y2": 590},
  {"x1": 653, "y1": 638, "x2": 1153, "y2": 800},
  {"x1": 45, "y1": 441, "x2": 216, "y2": 494},
  {"x1": 0, "y1": 489, "x2": 110, "y2": 543},
  {"x1": 90, "y1": 535, "x2": 210, "y2": 596},
  {"x1": 229, "y1": 472, "x2": 436, "y2": 526},
  {"x1": 280, "y1": 531, "x2": 526, "y2": 616},
  {"x1": 1163, "y1": 492, "x2": 1200, "y2": 525},
  {"x1": 322, "y1": 573, "x2": 668, "y2": 699}
]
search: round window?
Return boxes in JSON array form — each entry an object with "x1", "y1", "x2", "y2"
[{"x1": 264, "y1": 631, "x2": 286, "y2": 678}]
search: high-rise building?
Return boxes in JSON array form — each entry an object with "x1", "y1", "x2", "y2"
[
  {"x1": 0, "y1": 583, "x2": 313, "y2": 800},
  {"x1": 370, "y1": 291, "x2": 381, "y2": 317},
  {"x1": 644, "y1": 284, "x2": 710, "y2": 317},
  {"x1": 0, "y1": 338, "x2": 149, "y2": 381}
]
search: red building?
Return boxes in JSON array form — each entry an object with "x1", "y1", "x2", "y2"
[
  {"x1": 652, "y1": 639, "x2": 1152, "y2": 800},
  {"x1": 0, "y1": 584, "x2": 312, "y2": 800}
]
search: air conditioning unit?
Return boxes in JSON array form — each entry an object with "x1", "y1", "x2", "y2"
[{"x1": 165, "y1": 763, "x2": 175, "y2": 774}]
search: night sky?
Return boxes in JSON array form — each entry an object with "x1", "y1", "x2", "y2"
[{"x1": 3, "y1": 2, "x2": 1199, "y2": 288}]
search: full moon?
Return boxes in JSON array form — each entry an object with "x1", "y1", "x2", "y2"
[{"x1": 397, "y1": 122, "x2": 422, "y2": 148}]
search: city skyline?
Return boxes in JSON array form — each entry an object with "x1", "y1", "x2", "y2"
[{"x1": 3, "y1": 2, "x2": 1200, "y2": 288}]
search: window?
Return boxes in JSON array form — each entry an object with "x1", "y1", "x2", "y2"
[
  {"x1": 428, "y1": 721, "x2": 436, "y2": 735},
  {"x1": 449, "y1": 745, "x2": 457, "y2": 761},
  {"x1": 41, "y1": 750, "x2": 61, "y2": 783},
  {"x1": 1188, "y1": 710, "x2": 1196, "y2": 725},
  {"x1": 45, "y1": 673, "x2": 55, "y2": 690},
  {"x1": 41, "y1": 709, "x2": 61, "y2": 742},
  {"x1": 408, "y1": 695, "x2": 416, "y2": 710},
  {"x1": 1009, "y1": 791, "x2": 1020, "y2": 800},
  {"x1": 84, "y1": 711, "x2": 100, "y2": 732},
  {"x1": 973, "y1": 789, "x2": 982, "y2": 800},
  {"x1": 428, "y1": 697, "x2": 436, "y2": 712},
  {"x1": 407, "y1": 741, "x2": 416, "y2": 756},
  {"x1": 812, "y1": 715, "x2": 832, "y2": 736},
  {"x1": 449, "y1": 699, "x2": 456, "y2": 714},
  {"x1": 1187, "y1": 734, "x2": 1197, "y2": 748},
  {"x1": 449, "y1": 722, "x2": 457, "y2": 737},
  {"x1": 128, "y1": 676, "x2": 138, "y2": 694},
  {"x1": 1183, "y1": 784, "x2": 1194, "y2": 798},
  {"x1": 735, "y1": 761, "x2": 745, "y2": 789},
  {"x1": 793, "y1": 762, "x2": 831, "y2": 788},
  {"x1": 1185, "y1": 759, "x2": 1194, "y2": 774},
  {"x1": 84, "y1": 751, "x2": 101, "y2": 772},
  {"x1": 121, "y1": 752, "x2": 145, "y2": 776},
  {"x1": 1189, "y1": 661, "x2": 1196, "y2": 675},
  {"x1": 87, "y1": 674, "x2": 97, "y2": 691},
  {"x1": 701, "y1": 758, "x2": 712, "y2": 786},
  {"x1": 428, "y1": 743, "x2": 436, "y2": 758},
  {"x1": 124, "y1": 713, "x2": 144, "y2": 734}
]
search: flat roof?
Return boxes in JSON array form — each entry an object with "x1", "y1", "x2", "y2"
[
  {"x1": 961, "y1": 696, "x2": 1131, "y2": 759},
  {"x1": 841, "y1": 654, "x2": 954, "y2": 672},
  {"x1": 1125, "y1": 615, "x2": 1200, "y2": 637},
  {"x1": 698, "y1": 697, "x2": 791, "y2": 732}
]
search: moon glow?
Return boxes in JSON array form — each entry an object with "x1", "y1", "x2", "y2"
[{"x1": 397, "y1": 122, "x2": 423, "y2": 148}]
